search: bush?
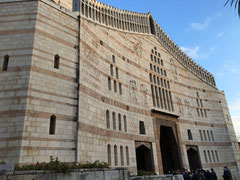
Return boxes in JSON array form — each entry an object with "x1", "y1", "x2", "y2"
[
  {"x1": 15, "y1": 156, "x2": 71, "y2": 174},
  {"x1": 14, "y1": 157, "x2": 109, "y2": 174},
  {"x1": 137, "y1": 170, "x2": 157, "y2": 176},
  {"x1": 0, "y1": 161, "x2": 6, "y2": 164}
]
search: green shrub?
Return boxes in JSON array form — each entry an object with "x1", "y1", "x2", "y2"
[
  {"x1": 14, "y1": 157, "x2": 108, "y2": 174},
  {"x1": 0, "y1": 161, "x2": 6, "y2": 164},
  {"x1": 137, "y1": 170, "x2": 156, "y2": 176}
]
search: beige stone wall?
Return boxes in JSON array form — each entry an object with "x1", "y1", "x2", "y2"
[
  {"x1": 0, "y1": 0, "x2": 38, "y2": 164},
  {"x1": 0, "y1": 0, "x2": 239, "y2": 179}
]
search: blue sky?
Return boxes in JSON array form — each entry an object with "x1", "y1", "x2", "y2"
[{"x1": 99, "y1": 0, "x2": 240, "y2": 137}]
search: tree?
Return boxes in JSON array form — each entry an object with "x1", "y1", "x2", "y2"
[{"x1": 225, "y1": 0, "x2": 240, "y2": 17}]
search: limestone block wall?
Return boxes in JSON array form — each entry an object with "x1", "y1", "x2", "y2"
[
  {"x1": 0, "y1": 0, "x2": 38, "y2": 164},
  {"x1": 17, "y1": 0, "x2": 79, "y2": 164}
]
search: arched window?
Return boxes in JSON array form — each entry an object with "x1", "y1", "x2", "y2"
[
  {"x1": 215, "y1": 151, "x2": 219, "y2": 162},
  {"x1": 123, "y1": 115, "x2": 127, "y2": 132},
  {"x1": 112, "y1": 55, "x2": 115, "y2": 63},
  {"x1": 208, "y1": 150, "x2": 212, "y2": 162},
  {"x1": 207, "y1": 130, "x2": 211, "y2": 141},
  {"x1": 54, "y1": 54, "x2": 60, "y2": 69},
  {"x1": 106, "y1": 110, "x2": 110, "y2": 129},
  {"x1": 199, "y1": 130, "x2": 203, "y2": 141},
  {"x1": 107, "y1": 144, "x2": 111, "y2": 166},
  {"x1": 116, "y1": 67, "x2": 119, "y2": 79},
  {"x1": 114, "y1": 80, "x2": 117, "y2": 92},
  {"x1": 211, "y1": 150, "x2": 216, "y2": 162},
  {"x1": 112, "y1": 112, "x2": 116, "y2": 130},
  {"x1": 187, "y1": 129, "x2": 193, "y2": 140},
  {"x1": 203, "y1": 130, "x2": 207, "y2": 141},
  {"x1": 210, "y1": 131, "x2": 215, "y2": 141},
  {"x1": 120, "y1": 146, "x2": 124, "y2": 166},
  {"x1": 204, "y1": 150, "x2": 208, "y2": 163},
  {"x1": 119, "y1": 83, "x2": 122, "y2": 95},
  {"x1": 3, "y1": 55, "x2": 9, "y2": 71},
  {"x1": 118, "y1": 113, "x2": 122, "y2": 131},
  {"x1": 108, "y1": 77, "x2": 111, "y2": 90},
  {"x1": 49, "y1": 115, "x2": 56, "y2": 135},
  {"x1": 110, "y1": 64, "x2": 113, "y2": 76},
  {"x1": 126, "y1": 146, "x2": 129, "y2": 165},
  {"x1": 114, "y1": 145, "x2": 118, "y2": 166}
]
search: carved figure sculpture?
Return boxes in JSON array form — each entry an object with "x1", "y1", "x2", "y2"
[
  {"x1": 140, "y1": 84, "x2": 148, "y2": 105},
  {"x1": 129, "y1": 80, "x2": 138, "y2": 103}
]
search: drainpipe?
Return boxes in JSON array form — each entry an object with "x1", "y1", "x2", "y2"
[{"x1": 75, "y1": 2, "x2": 81, "y2": 164}]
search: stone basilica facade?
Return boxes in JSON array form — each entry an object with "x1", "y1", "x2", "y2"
[{"x1": 0, "y1": 0, "x2": 240, "y2": 178}]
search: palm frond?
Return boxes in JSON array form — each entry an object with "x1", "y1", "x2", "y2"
[{"x1": 225, "y1": 0, "x2": 240, "y2": 17}]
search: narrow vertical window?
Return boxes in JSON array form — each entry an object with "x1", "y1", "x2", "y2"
[
  {"x1": 116, "y1": 67, "x2": 119, "y2": 79},
  {"x1": 123, "y1": 115, "x2": 127, "y2": 132},
  {"x1": 208, "y1": 150, "x2": 212, "y2": 162},
  {"x1": 107, "y1": 144, "x2": 111, "y2": 166},
  {"x1": 210, "y1": 131, "x2": 215, "y2": 141},
  {"x1": 119, "y1": 83, "x2": 122, "y2": 95},
  {"x1": 106, "y1": 110, "x2": 110, "y2": 129},
  {"x1": 120, "y1": 146, "x2": 124, "y2": 166},
  {"x1": 204, "y1": 150, "x2": 208, "y2": 163},
  {"x1": 49, "y1": 115, "x2": 56, "y2": 135},
  {"x1": 204, "y1": 109, "x2": 207, "y2": 117},
  {"x1": 199, "y1": 130, "x2": 203, "y2": 141},
  {"x1": 3, "y1": 55, "x2": 9, "y2": 71},
  {"x1": 112, "y1": 112, "x2": 116, "y2": 130},
  {"x1": 207, "y1": 130, "x2": 211, "y2": 141},
  {"x1": 108, "y1": 77, "x2": 111, "y2": 90},
  {"x1": 139, "y1": 121, "x2": 146, "y2": 135},
  {"x1": 197, "y1": 108, "x2": 200, "y2": 116},
  {"x1": 203, "y1": 130, "x2": 207, "y2": 141},
  {"x1": 187, "y1": 129, "x2": 193, "y2": 140},
  {"x1": 118, "y1": 113, "x2": 122, "y2": 131},
  {"x1": 114, "y1": 145, "x2": 118, "y2": 166},
  {"x1": 114, "y1": 80, "x2": 117, "y2": 92},
  {"x1": 126, "y1": 146, "x2": 129, "y2": 165},
  {"x1": 110, "y1": 64, "x2": 113, "y2": 76},
  {"x1": 215, "y1": 151, "x2": 219, "y2": 162},
  {"x1": 54, "y1": 54, "x2": 60, "y2": 69},
  {"x1": 211, "y1": 150, "x2": 216, "y2": 162}
]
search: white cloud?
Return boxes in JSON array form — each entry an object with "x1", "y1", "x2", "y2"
[
  {"x1": 180, "y1": 46, "x2": 200, "y2": 59},
  {"x1": 229, "y1": 94, "x2": 240, "y2": 138},
  {"x1": 191, "y1": 17, "x2": 212, "y2": 30},
  {"x1": 180, "y1": 46, "x2": 210, "y2": 60},
  {"x1": 216, "y1": 12, "x2": 223, "y2": 18},
  {"x1": 231, "y1": 115, "x2": 240, "y2": 138},
  {"x1": 215, "y1": 32, "x2": 224, "y2": 37}
]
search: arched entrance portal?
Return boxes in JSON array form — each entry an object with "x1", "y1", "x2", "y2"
[
  {"x1": 187, "y1": 146, "x2": 202, "y2": 171},
  {"x1": 160, "y1": 126, "x2": 181, "y2": 173},
  {"x1": 135, "y1": 143, "x2": 154, "y2": 172}
]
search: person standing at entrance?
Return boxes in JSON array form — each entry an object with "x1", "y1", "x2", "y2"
[
  {"x1": 222, "y1": 167, "x2": 232, "y2": 180},
  {"x1": 211, "y1": 168, "x2": 217, "y2": 180}
]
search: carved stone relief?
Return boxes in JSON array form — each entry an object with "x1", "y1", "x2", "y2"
[
  {"x1": 184, "y1": 100, "x2": 192, "y2": 117},
  {"x1": 176, "y1": 97, "x2": 184, "y2": 115},
  {"x1": 140, "y1": 84, "x2": 148, "y2": 105},
  {"x1": 133, "y1": 37, "x2": 143, "y2": 62},
  {"x1": 129, "y1": 80, "x2": 138, "y2": 103},
  {"x1": 170, "y1": 59, "x2": 178, "y2": 80}
]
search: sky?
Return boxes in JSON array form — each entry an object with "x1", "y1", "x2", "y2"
[{"x1": 99, "y1": 0, "x2": 240, "y2": 138}]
